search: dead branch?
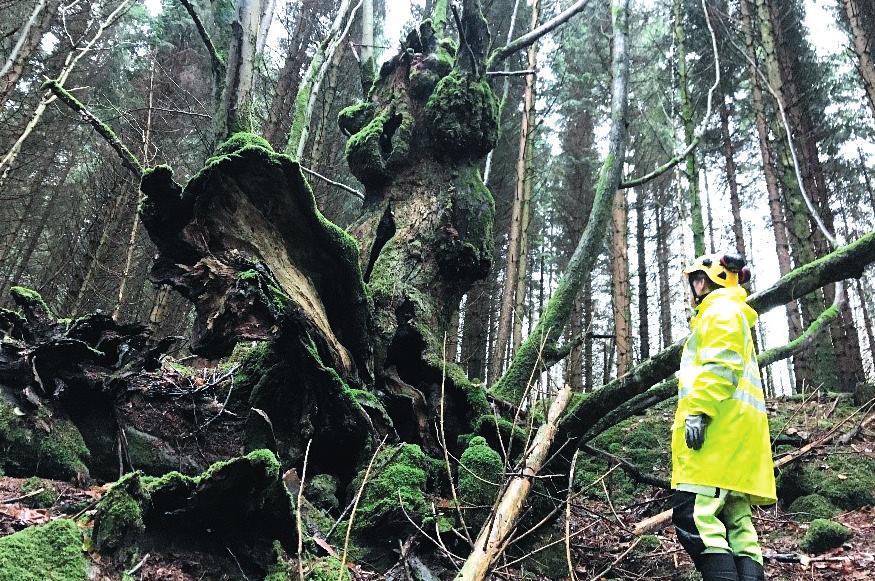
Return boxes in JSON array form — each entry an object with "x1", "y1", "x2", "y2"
[
  {"x1": 581, "y1": 443, "x2": 670, "y2": 489},
  {"x1": 486, "y1": 0, "x2": 590, "y2": 69},
  {"x1": 455, "y1": 385, "x2": 572, "y2": 581},
  {"x1": 178, "y1": 0, "x2": 225, "y2": 78},
  {"x1": 43, "y1": 80, "x2": 144, "y2": 176}
]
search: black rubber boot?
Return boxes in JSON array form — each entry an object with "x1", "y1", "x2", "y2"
[
  {"x1": 695, "y1": 552, "x2": 739, "y2": 581},
  {"x1": 735, "y1": 556, "x2": 765, "y2": 581}
]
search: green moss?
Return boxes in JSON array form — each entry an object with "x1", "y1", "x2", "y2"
[
  {"x1": 779, "y1": 455, "x2": 875, "y2": 510},
  {"x1": 263, "y1": 541, "x2": 294, "y2": 581},
  {"x1": 20, "y1": 477, "x2": 59, "y2": 509},
  {"x1": 303, "y1": 557, "x2": 350, "y2": 581},
  {"x1": 200, "y1": 448, "x2": 281, "y2": 483},
  {"x1": 92, "y1": 472, "x2": 146, "y2": 552},
  {"x1": 238, "y1": 269, "x2": 258, "y2": 281},
  {"x1": 9, "y1": 286, "x2": 53, "y2": 317},
  {"x1": 637, "y1": 534, "x2": 661, "y2": 553},
  {"x1": 424, "y1": 70, "x2": 498, "y2": 160},
  {"x1": 799, "y1": 519, "x2": 852, "y2": 554},
  {"x1": 510, "y1": 530, "x2": 569, "y2": 580},
  {"x1": 0, "y1": 401, "x2": 90, "y2": 481},
  {"x1": 165, "y1": 360, "x2": 196, "y2": 376},
  {"x1": 40, "y1": 421, "x2": 91, "y2": 480},
  {"x1": 458, "y1": 436, "x2": 502, "y2": 528},
  {"x1": 0, "y1": 519, "x2": 87, "y2": 581},
  {"x1": 353, "y1": 444, "x2": 429, "y2": 534},
  {"x1": 214, "y1": 132, "x2": 273, "y2": 157},
  {"x1": 788, "y1": 494, "x2": 839, "y2": 523},
  {"x1": 338, "y1": 101, "x2": 375, "y2": 136},
  {"x1": 344, "y1": 107, "x2": 413, "y2": 186},
  {"x1": 306, "y1": 474, "x2": 339, "y2": 512}
]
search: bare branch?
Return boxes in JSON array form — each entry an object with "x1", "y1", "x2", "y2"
[
  {"x1": 43, "y1": 80, "x2": 144, "y2": 176},
  {"x1": 300, "y1": 165, "x2": 364, "y2": 200},
  {"x1": 486, "y1": 0, "x2": 591, "y2": 70},
  {"x1": 178, "y1": 0, "x2": 225, "y2": 77}
]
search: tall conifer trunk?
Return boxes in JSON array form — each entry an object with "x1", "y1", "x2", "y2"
[
  {"x1": 673, "y1": 0, "x2": 704, "y2": 256},
  {"x1": 740, "y1": 0, "x2": 807, "y2": 390}
]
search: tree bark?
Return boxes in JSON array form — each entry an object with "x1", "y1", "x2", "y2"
[
  {"x1": 720, "y1": 92, "x2": 745, "y2": 256},
  {"x1": 262, "y1": 7, "x2": 317, "y2": 148},
  {"x1": 490, "y1": 0, "x2": 539, "y2": 384},
  {"x1": 491, "y1": 0, "x2": 629, "y2": 403},
  {"x1": 655, "y1": 194, "x2": 672, "y2": 350},
  {"x1": 0, "y1": 0, "x2": 60, "y2": 107},
  {"x1": 215, "y1": 0, "x2": 264, "y2": 141},
  {"x1": 740, "y1": 0, "x2": 807, "y2": 389},
  {"x1": 842, "y1": 0, "x2": 875, "y2": 117},
  {"x1": 673, "y1": 0, "x2": 704, "y2": 256},
  {"x1": 610, "y1": 187, "x2": 631, "y2": 376},
  {"x1": 635, "y1": 192, "x2": 649, "y2": 360}
]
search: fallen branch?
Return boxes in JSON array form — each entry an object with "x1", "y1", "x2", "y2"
[
  {"x1": 581, "y1": 443, "x2": 670, "y2": 489},
  {"x1": 455, "y1": 385, "x2": 572, "y2": 580},
  {"x1": 560, "y1": 230, "x2": 875, "y2": 441}
]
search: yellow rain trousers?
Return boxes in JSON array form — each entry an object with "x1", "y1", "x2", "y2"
[{"x1": 671, "y1": 286, "x2": 777, "y2": 506}]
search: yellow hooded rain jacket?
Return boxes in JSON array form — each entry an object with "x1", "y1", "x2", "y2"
[{"x1": 671, "y1": 286, "x2": 777, "y2": 505}]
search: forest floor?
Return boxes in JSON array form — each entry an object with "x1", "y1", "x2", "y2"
[{"x1": 0, "y1": 394, "x2": 872, "y2": 580}]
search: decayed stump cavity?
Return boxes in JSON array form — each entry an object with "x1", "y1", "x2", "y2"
[
  {"x1": 342, "y1": 17, "x2": 498, "y2": 454},
  {"x1": 140, "y1": 135, "x2": 381, "y2": 481}
]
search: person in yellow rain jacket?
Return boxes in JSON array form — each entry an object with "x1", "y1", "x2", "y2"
[{"x1": 672, "y1": 253, "x2": 776, "y2": 581}]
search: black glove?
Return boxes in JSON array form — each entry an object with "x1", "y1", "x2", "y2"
[{"x1": 685, "y1": 415, "x2": 706, "y2": 450}]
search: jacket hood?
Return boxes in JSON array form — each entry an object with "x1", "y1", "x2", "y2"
[{"x1": 696, "y1": 286, "x2": 758, "y2": 327}]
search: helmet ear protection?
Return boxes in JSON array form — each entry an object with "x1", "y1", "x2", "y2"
[{"x1": 719, "y1": 254, "x2": 751, "y2": 285}]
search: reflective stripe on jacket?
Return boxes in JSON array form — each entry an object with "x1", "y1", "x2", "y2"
[{"x1": 671, "y1": 286, "x2": 777, "y2": 505}]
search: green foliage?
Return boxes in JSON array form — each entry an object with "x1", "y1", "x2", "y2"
[
  {"x1": 799, "y1": 519, "x2": 852, "y2": 554},
  {"x1": 787, "y1": 494, "x2": 838, "y2": 523},
  {"x1": 20, "y1": 477, "x2": 59, "y2": 509},
  {"x1": 637, "y1": 534, "x2": 661, "y2": 553},
  {"x1": 0, "y1": 519, "x2": 87, "y2": 581}
]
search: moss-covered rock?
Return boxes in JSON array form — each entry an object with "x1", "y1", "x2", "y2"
[
  {"x1": 458, "y1": 436, "x2": 502, "y2": 527},
  {"x1": 510, "y1": 530, "x2": 569, "y2": 580},
  {"x1": 351, "y1": 443, "x2": 430, "y2": 538},
  {"x1": 0, "y1": 400, "x2": 90, "y2": 481},
  {"x1": 91, "y1": 472, "x2": 147, "y2": 553},
  {"x1": 20, "y1": 477, "x2": 59, "y2": 509},
  {"x1": 778, "y1": 454, "x2": 875, "y2": 510},
  {"x1": 424, "y1": 70, "x2": 498, "y2": 160},
  {"x1": 0, "y1": 519, "x2": 87, "y2": 581},
  {"x1": 799, "y1": 519, "x2": 852, "y2": 554},
  {"x1": 92, "y1": 449, "x2": 296, "y2": 570},
  {"x1": 787, "y1": 494, "x2": 839, "y2": 523}
]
